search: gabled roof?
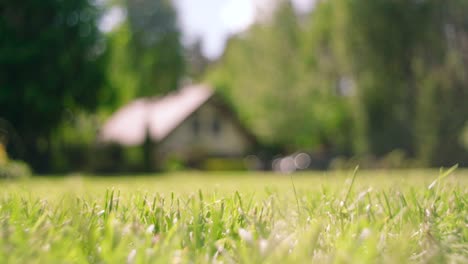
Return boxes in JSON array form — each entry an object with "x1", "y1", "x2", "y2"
[{"x1": 100, "y1": 84, "x2": 214, "y2": 146}]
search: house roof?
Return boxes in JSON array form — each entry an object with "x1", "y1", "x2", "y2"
[{"x1": 99, "y1": 84, "x2": 214, "y2": 146}]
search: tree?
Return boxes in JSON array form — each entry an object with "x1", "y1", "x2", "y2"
[
  {"x1": 105, "y1": 21, "x2": 139, "y2": 109},
  {"x1": 207, "y1": 0, "x2": 351, "y2": 152},
  {"x1": 309, "y1": 0, "x2": 468, "y2": 165},
  {"x1": 185, "y1": 39, "x2": 210, "y2": 81},
  {"x1": 412, "y1": 0, "x2": 468, "y2": 166},
  {"x1": 0, "y1": 0, "x2": 108, "y2": 171},
  {"x1": 126, "y1": 0, "x2": 185, "y2": 97}
]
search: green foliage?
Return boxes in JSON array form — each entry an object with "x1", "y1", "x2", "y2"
[
  {"x1": 126, "y1": 0, "x2": 185, "y2": 97},
  {"x1": 104, "y1": 22, "x2": 139, "y2": 109},
  {"x1": 1, "y1": 170, "x2": 467, "y2": 262},
  {"x1": 309, "y1": 0, "x2": 468, "y2": 165},
  {"x1": 162, "y1": 156, "x2": 186, "y2": 172},
  {"x1": 0, "y1": 160, "x2": 31, "y2": 179},
  {"x1": 207, "y1": 0, "x2": 467, "y2": 166},
  {"x1": 48, "y1": 112, "x2": 101, "y2": 173},
  {"x1": 0, "y1": 0, "x2": 108, "y2": 171},
  {"x1": 102, "y1": 0, "x2": 186, "y2": 107},
  {"x1": 2, "y1": 0, "x2": 466, "y2": 173},
  {"x1": 330, "y1": 150, "x2": 413, "y2": 170},
  {"x1": 207, "y1": 1, "x2": 352, "y2": 152},
  {"x1": 101, "y1": 0, "x2": 186, "y2": 110},
  {"x1": 201, "y1": 158, "x2": 247, "y2": 171}
]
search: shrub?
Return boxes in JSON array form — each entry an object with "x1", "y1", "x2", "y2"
[
  {"x1": 0, "y1": 160, "x2": 32, "y2": 179},
  {"x1": 329, "y1": 150, "x2": 414, "y2": 170},
  {"x1": 378, "y1": 149, "x2": 409, "y2": 169},
  {"x1": 202, "y1": 158, "x2": 247, "y2": 171},
  {"x1": 162, "y1": 156, "x2": 186, "y2": 172}
]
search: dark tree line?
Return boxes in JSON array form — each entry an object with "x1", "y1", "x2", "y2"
[
  {"x1": 208, "y1": 0, "x2": 468, "y2": 167},
  {"x1": 0, "y1": 0, "x2": 108, "y2": 171}
]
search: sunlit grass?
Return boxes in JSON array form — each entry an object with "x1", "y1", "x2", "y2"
[{"x1": 1, "y1": 168, "x2": 467, "y2": 263}]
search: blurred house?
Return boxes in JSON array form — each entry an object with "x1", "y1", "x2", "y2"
[{"x1": 99, "y1": 84, "x2": 257, "y2": 170}]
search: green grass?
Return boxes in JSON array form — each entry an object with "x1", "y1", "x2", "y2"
[{"x1": 1, "y1": 168, "x2": 467, "y2": 263}]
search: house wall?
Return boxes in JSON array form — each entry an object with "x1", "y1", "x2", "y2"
[{"x1": 155, "y1": 101, "x2": 252, "y2": 162}]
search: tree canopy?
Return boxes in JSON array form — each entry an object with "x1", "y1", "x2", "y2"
[
  {"x1": 206, "y1": 0, "x2": 468, "y2": 166},
  {"x1": 0, "y1": 0, "x2": 108, "y2": 171},
  {"x1": 207, "y1": 1, "x2": 352, "y2": 152},
  {"x1": 126, "y1": 0, "x2": 185, "y2": 97}
]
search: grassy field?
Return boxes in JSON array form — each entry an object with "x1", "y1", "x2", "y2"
[{"x1": 1, "y1": 168, "x2": 467, "y2": 263}]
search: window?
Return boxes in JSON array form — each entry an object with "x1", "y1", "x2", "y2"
[{"x1": 212, "y1": 115, "x2": 221, "y2": 135}]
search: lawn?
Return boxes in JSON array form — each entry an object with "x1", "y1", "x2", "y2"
[{"x1": 1, "y1": 168, "x2": 467, "y2": 263}]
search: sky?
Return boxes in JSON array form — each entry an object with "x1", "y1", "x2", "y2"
[{"x1": 99, "y1": 0, "x2": 315, "y2": 59}]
